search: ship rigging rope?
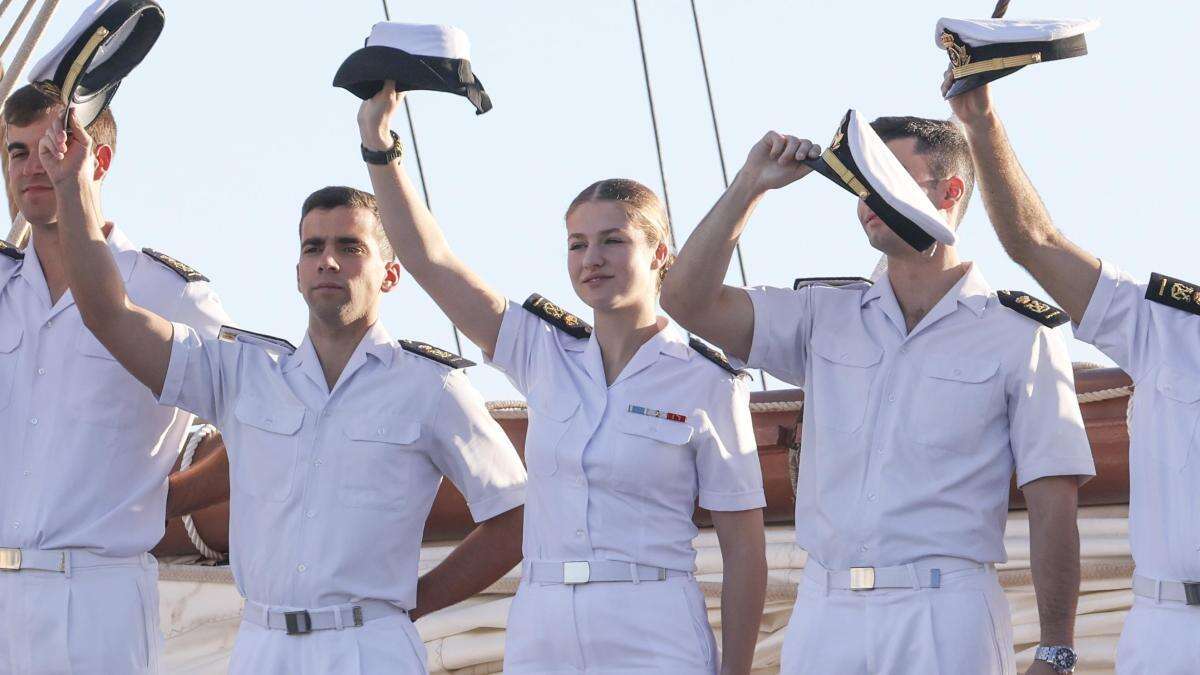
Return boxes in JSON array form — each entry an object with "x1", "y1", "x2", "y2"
[
  {"x1": 378, "y1": 0, "x2": 466, "y2": 358},
  {"x1": 630, "y1": 0, "x2": 676, "y2": 249},
  {"x1": 178, "y1": 424, "x2": 225, "y2": 562}
]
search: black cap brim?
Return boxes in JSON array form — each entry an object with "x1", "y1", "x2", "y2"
[
  {"x1": 944, "y1": 65, "x2": 1027, "y2": 99},
  {"x1": 333, "y1": 45, "x2": 492, "y2": 115}
]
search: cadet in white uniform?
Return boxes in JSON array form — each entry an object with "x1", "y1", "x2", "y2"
[
  {"x1": 946, "y1": 40, "x2": 1200, "y2": 674},
  {"x1": 355, "y1": 83, "x2": 768, "y2": 673},
  {"x1": 38, "y1": 100, "x2": 527, "y2": 673},
  {"x1": 662, "y1": 114, "x2": 1095, "y2": 674},
  {"x1": 0, "y1": 84, "x2": 228, "y2": 673}
]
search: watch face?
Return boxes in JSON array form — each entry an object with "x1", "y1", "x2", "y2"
[{"x1": 1054, "y1": 649, "x2": 1077, "y2": 670}]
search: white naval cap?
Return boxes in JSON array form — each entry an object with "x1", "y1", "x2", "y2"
[
  {"x1": 333, "y1": 22, "x2": 492, "y2": 114},
  {"x1": 26, "y1": 0, "x2": 164, "y2": 128},
  {"x1": 804, "y1": 109, "x2": 955, "y2": 253},
  {"x1": 936, "y1": 17, "x2": 1099, "y2": 98}
]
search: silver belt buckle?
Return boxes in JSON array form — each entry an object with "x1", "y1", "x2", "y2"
[
  {"x1": 1183, "y1": 582, "x2": 1200, "y2": 606},
  {"x1": 0, "y1": 548, "x2": 21, "y2": 571},
  {"x1": 849, "y1": 566, "x2": 876, "y2": 591},
  {"x1": 563, "y1": 561, "x2": 591, "y2": 584}
]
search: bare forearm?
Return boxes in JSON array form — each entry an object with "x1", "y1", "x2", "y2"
[
  {"x1": 1025, "y1": 479, "x2": 1081, "y2": 646},
  {"x1": 718, "y1": 550, "x2": 767, "y2": 674},
  {"x1": 411, "y1": 506, "x2": 523, "y2": 620},
  {"x1": 166, "y1": 445, "x2": 230, "y2": 520},
  {"x1": 962, "y1": 115, "x2": 1099, "y2": 319},
  {"x1": 56, "y1": 178, "x2": 127, "y2": 332},
  {"x1": 664, "y1": 173, "x2": 761, "y2": 320}
]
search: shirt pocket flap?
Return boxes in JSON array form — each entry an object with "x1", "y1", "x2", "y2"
[
  {"x1": 343, "y1": 419, "x2": 421, "y2": 445},
  {"x1": 0, "y1": 324, "x2": 21, "y2": 353},
  {"x1": 76, "y1": 329, "x2": 117, "y2": 360},
  {"x1": 618, "y1": 413, "x2": 694, "y2": 445},
  {"x1": 233, "y1": 396, "x2": 305, "y2": 435},
  {"x1": 811, "y1": 333, "x2": 882, "y2": 369},
  {"x1": 923, "y1": 355, "x2": 1000, "y2": 384},
  {"x1": 529, "y1": 389, "x2": 580, "y2": 422},
  {"x1": 1157, "y1": 366, "x2": 1200, "y2": 404}
]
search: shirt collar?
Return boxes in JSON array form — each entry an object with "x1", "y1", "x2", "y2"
[
  {"x1": 861, "y1": 262, "x2": 991, "y2": 317},
  {"x1": 283, "y1": 321, "x2": 395, "y2": 375}
]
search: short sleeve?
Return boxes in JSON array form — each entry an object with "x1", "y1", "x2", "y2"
[
  {"x1": 485, "y1": 300, "x2": 547, "y2": 395},
  {"x1": 740, "y1": 285, "x2": 814, "y2": 387},
  {"x1": 158, "y1": 322, "x2": 233, "y2": 424},
  {"x1": 170, "y1": 281, "x2": 232, "y2": 341},
  {"x1": 429, "y1": 370, "x2": 527, "y2": 522},
  {"x1": 1073, "y1": 260, "x2": 1153, "y2": 381},
  {"x1": 1008, "y1": 327, "x2": 1097, "y2": 487},
  {"x1": 694, "y1": 376, "x2": 766, "y2": 512}
]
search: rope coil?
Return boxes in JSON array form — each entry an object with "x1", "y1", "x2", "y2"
[{"x1": 178, "y1": 425, "x2": 225, "y2": 562}]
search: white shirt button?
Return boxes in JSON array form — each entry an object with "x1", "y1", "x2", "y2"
[
  {"x1": 887, "y1": 394, "x2": 896, "y2": 403},
  {"x1": 377, "y1": 428, "x2": 386, "y2": 437},
  {"x1": 11, "y1": 522, "x2": 19, "y2": 529},
  {"x1": 313, "y1": 459, "x2": 323, "y2": 467},
  {"x1": 858, "y1": 544, "x2": 869, "y2": 553},
  {"x1": 575, "y1": 529, "x2": 585, "y2": 538},
  {"x1": 867, "y1": 493, "x2": 877, "y2": 502},
  {"x1": 296, "y1": 564, "x2": 307, "y2": 573},
  {"x1": 29, "y1": 417, "x2": 37, "y2": 425},
  {"x1": 22, "y1": 470, "x2": 30, "y2": 477},
  {"x1": 306, "y1": 511, "x2": 316, "y2": 519},
  {"x1": 36, "y1": 368, "x2": 45, "y2": 376}
]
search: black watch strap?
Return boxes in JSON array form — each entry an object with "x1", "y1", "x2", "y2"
[{"x1": 362, "y1": 131, "x2": 404, "y2": 165}]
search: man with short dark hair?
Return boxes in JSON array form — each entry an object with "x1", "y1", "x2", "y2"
[
  {"x1": 39, "y1": 105, "x2": 527, "y2": 673},
  {"x1": 0, "y1": 82, "x2": 229, "y2": 673},
  {"x1": 949, "y1": 73, "x2": 1200, "y2": 673},
  {"x1": 661, "y1": 118, "x2": 1094, "y2": 673}
]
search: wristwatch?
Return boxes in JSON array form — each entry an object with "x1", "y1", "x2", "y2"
[
  {"x1": 1034, "y1": 645, "x2": 1077, "y2": 672},
  {"x1": 361, "y1": 130, "x2": 404, "y2": 165}
]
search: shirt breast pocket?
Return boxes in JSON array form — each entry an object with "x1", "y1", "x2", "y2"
[
  {"x1": 72, "y1": 329, "x2": 149, "y2": 427},
  {"x1": 809, "y1": 334, "x2": 881, "y2": 434},
  {"x1": 231, "y1": 395, "x2": 305, "y2": 502},
  {"x1": 0, "y1": 323, "x2": 20, "y2": 412},
  {"x1": 1154, "y1": 366, "x2": 1200, "y2": 470},
  {"x1": 912, "y1": 355, "x2": 1001, "y2": 450},
  {"x1": 524, "y1": 388, "x2": 580, "y2": 477},
  {"x1": 612, "y1": 413, "x2": 695, "y2": 494},
  {"x1": 339, "y1": 419, "x2": 422, "y2": 511}
]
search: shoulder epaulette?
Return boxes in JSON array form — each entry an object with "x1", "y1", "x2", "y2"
[
  {"x1": 688, "y1": 337, "x2": 747, "y2": 377},
  {"x1": 522, "y1": 294, "x2": 592, "y2": 339},
  {"x1": 793, "y1": 276, "x2": 873, "y2": 290},
  {"x1": 142, "y1": 248, "x2": 208, "y2": 283},
  {"x1": 0, "y1": 239, "x2": 24, "y2": 261},
  {"x1": 218, "y1": 325, "x2": 296, "y2": 355},
  {"x1": 399, "y1": 339, "x2": 475, "y2": 369},
  {"x1": 996, "y1": 290, "x2": 1070, "y2": 328},
  {"x1": 1146, "y1": 272, "x2": 1200, "y2": 316}
]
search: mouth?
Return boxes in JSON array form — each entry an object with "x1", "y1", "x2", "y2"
[
  {"x1": 580, "y1": 275, "x2": 612, "y2": 286},
  {"x1": 311, "y1": 283, "x2": 344, "y2": 292},
  {"x1": 22, "y1": 186, "x2": 52, "y2": 195}
]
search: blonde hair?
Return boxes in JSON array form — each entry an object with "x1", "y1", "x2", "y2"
[{"x1": 565, "y1": 178, "x2": 675, "y2": 287}]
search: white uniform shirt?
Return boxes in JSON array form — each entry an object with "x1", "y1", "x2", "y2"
[
  {"x1": 1075, "y1": 260, "x2": 1200, "y2": 582},
  {"x1": 158, "y1": 320, "x2": 527, "y2": 609},
  {"x1": 488, "y1": 301, "x2": 765, "y2": 573},
  {"x1": 0, "y1": 228, "x2": 228, "y2": 557},
  {"x1": 742, "y1": 264, "x2": 1095, "y2": 569}
]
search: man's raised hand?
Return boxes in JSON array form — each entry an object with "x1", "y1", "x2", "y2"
[
  {"x1": 358, "y1": 79, "x2": 406, "y2": 151},
  {"x1": 942, "y1": 66, "x2": 995, "y2": 128},
  {"x1": 736, "y1": 131, "x2": 820, "y2": 195},
  {"x1": 37, "y1": 109, "x2": 95, "y2": 187}
]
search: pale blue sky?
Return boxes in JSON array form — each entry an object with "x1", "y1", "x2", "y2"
[{"x1": 31, "y1": 1, "x2": 1193, "y2": 399}]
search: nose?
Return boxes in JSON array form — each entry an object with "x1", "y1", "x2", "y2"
[
  {"x1": 20, "y1": 151, "x2": 46, "y2": 177},
  {"x1": 580, "y1": 242, "x2": 604, "y2": 269},
  {"x1": 318, "y1": 253, "x2": 340, "y2": 273}
]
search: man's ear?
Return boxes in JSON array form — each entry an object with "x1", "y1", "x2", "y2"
[
  {"x1": 380, "y1": 260, "x2": 402, "y2": 293},
  {"x1": 940, "y1": 175, "x2": 965, "y2": 210},
  {"x1": 93, "y1": 143, "x2": 113, "y2": 181}
]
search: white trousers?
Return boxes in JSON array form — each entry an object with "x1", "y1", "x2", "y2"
[
  {"x1": 229, "y1": 611, "x2": 426, "y2": 675},
  {"x1": 780, "y1": 564, "x2": 1015, "y2": 675},
  {"x1": 1116, "y1": 596, "x2": 1200, "y2": 674},
  {"x1": 504, "y1": 575, "x2": 718, "y2": 674},
  {"x1": 0, "y1": 554, "x2": 161, "y2": 675}
]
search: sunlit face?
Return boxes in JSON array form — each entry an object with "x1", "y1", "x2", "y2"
[
  {"x1": 296, "y1": 206, "x2": 399, "y2": 326},
  {"x1": 565, "y1": 200, "x2": 665, "y2": 312},
  {"x1": 856, "y1": 137, "x2": 956, "y2": 259},
  {"x1": 6, "y1": 111, "x2": 61, "y2": 226}
]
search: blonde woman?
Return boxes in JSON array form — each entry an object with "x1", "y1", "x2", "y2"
[{"x1": 357, "y1": 85, "x2": 767, "y2": 674}]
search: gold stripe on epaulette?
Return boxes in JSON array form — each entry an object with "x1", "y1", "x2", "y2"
[
  {"x1": 821, "y1": 150, "x2": 870, "y2": 199},
  {"x1": 952, "y1": 52, "x2": 1042, "y2": 79}
]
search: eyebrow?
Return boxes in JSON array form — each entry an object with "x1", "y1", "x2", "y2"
[
  {"x1": 568, "y1": 228, "x2": 626, "y2": 239},
  {"x1": 300, "y1": 236, "x2": 368, "y2": 248}
]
